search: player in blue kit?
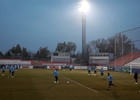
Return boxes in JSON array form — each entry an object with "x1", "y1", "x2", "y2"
[
  {"x1": 107, "y1": 73, "x2": 116, "y2": 91},
  {"x1": 9, "y1": 65, "x2": 12, "y2": 76},
  {"x1": 16, "y1": 64, "x2": 18, "y2": 70},
  {"x1": 94, "y1": 66, "x2": 97, "y2": 75},
  {"x1": 19, "y1": 64, "x2": 21, "y2": 69},
  {"x1": 12, "y1": 65, "x2": 15, "y2": 78},
  {"x1": 63, "y1": 65, "x2": 65, "y2": 71},
  {"x1": 6, "y1": 64, "x2": 9, "y2": 71},
  {"x1": 53, "y1": 65, "x2": 55, "y2": 69},
  {"x1": 2, "y1": 65, "x2": 5, "y2": 76},
  {"x1": 88, "y1": 66, "x2": 91, "y2": 75},
  {"x1": 69, "y1": 65, "x2": 73, "y2": 71},
  {"x1": 53, "y1": 69, "x2": 59, "y2": 83},
  {"x1": 100, "y1": 68, "x2": 104, "y2": 78}
]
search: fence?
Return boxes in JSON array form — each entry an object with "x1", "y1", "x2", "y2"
[{"x1": 111, "y1": 27, "x2": 140, "y2": 66}]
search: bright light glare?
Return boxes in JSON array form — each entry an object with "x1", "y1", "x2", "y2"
[{"x1": 78, "y1": 0, "x2": 89, "y2": 12}]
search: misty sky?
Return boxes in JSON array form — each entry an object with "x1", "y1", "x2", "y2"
[{"x1": 0, "y1": 0, "x2": 140, "y2": 53}]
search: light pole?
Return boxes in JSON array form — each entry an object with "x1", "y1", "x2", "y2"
[{"x1": 79, "y1": 0, "x2": 89, "y2": 65}]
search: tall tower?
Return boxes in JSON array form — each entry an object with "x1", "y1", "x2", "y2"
[
  {"x1": 82, "y1": 12, "x2": 86, "y2": 63},
  {"x1": 79, "y1": 0, "x2": 89, "y2": 64}
]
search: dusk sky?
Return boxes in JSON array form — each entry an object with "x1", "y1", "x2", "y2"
[{"x1": 0, "y1": 0, "x2": 140, "y2": 53}]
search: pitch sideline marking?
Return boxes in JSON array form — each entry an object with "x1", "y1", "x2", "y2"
[{"x1": 61, "y1": 75, "x2": 99, "y2": 93}]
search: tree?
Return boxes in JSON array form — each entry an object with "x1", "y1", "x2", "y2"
[
  {"x1": 108, "y1": 33, "x2": 131, "y2": 58},
  {"x1": 22, "y1": 47, "x2": 29, "y2": 58},
  {"x1": 88, "y1": 38, "x2": 108, "y2": 53},
  {"x1": 0, "y1": 51, "x2": 3, "y2": 58},
  {"x1": 10, "y1": 44, "x2": 22, "y2": 57},
  {"x1": 10, "y1": 47, "x2": 16, "y2": 56},
  {"x1": 16, "y1": 44, "x2": 22, "y2": 54},
  {"x1": 55, "y1": 42, "x2": 67, "y2": 52},
  {"x1": 28, "y1": 51, "x2": 36, "y2": 59},
  {"x1": 55, "y1": 42, "x2": 76, "y2": 54},
  {"x1": 88, "y1": 33, "x2": 132, "y2": 58},
  {"x1": 35, "y1": 47, "x2": 50, "y2": 61},
  {"x1": 4, "y1": 50, "x2": 12, "y2": 58},
  {"x1": 66, "y1": 42, "x2": 76, "y2": 54}
]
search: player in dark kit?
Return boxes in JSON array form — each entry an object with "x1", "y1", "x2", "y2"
[{"x1": 134, "y1": 71, "x2": 138, "y2": 84}]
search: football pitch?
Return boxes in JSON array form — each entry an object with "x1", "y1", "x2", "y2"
[{"x1": 0, "y1": 69, "x2": 140, "y2": 100}]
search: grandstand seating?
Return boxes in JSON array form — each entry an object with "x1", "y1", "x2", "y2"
[
  {"x1": 89, "y1": 53, "x2": 114, "y2": 65},
  {"x1": 124, "y1": 57, "x2": 140, "y2": 67},
  {"x1": 38, "y1": 61, "x2": 77, "y2": 66},
  {"x1": 0, "y1": 59, "x2": 22, "y2": 65},
  {"x1": 0, "y1": 59, "x2": 76, "y2": 66},
  {"x1": 108, "y1": 52, "x2": 140, "y2": 66},
  {"x1": 0, "y1": 59, "x2": 32, "y2": 65}
]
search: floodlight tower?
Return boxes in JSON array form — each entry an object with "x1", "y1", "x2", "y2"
[{"x1": 79, "y1": 0, "x2": 89, "y2": 64}]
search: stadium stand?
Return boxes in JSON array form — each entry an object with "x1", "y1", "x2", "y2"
[
  {"x1": 0, "y1": 59, "x2": 75, "y2": 66},
  {"x1": 0, "y1": 59, "x2": 22, "y2": 65},
  {"x1": 124, "y1": 57, "x2": 140, "y2": 67},
  {"x1": 108, "y1": 52, "x2": 140, "y2": 66},
  {"x1": 51, "y1": 52, "x2": 70, "y2": 63},
  {"x1": 0, "y1": 52, "x2": 74, "y2": 66},
  {"x1": 89, "y1": 53, "x2": 114, "y2": 65},
  {"x1": 0, "y1": 59, "x2": 32, "y2": 65}
]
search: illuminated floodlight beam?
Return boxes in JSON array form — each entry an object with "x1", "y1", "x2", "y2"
[{"x1": 78, "y1": 0, "x2": 89, "y2": 13}]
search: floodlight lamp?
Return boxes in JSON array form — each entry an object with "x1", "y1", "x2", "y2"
[{"x1": 78, "y1": 0, "x2": 89, "y2": 13}]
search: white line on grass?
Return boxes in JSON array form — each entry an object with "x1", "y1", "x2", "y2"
[{"x1": 61, "y1": 75, "x2": 99, "y2": 93}]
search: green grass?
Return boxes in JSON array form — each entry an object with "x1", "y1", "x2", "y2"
[{"x1": 0, "y1": 69, "x2": 140, "y2": 100}]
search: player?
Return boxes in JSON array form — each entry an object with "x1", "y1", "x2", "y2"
[
  {"x1": 88, "y1": 66, "x2": 91, "y2": 75},
  {"x1": 6, "y1": 64, "x2": 9, "y2": 70},
  {"x1": 19, "y1": 64, "x2": 21, "y2": 69},
  {"x1": 13, "y1": 64, "x2": 16, "y2": 69},
  {"x1": 9, "y1": 65, "x2": 12, "y2": 76},
  {"x1": 134, "y1": 71, "x2": 138, "y2": 84},
  {"x1": 53, "y1": 65, "x2": 55, "y2": 69},
  {"x1": 16, "y1": 64, "x2": 18, "y2": 70},
  {"x1": 94, "y1": 66, "x2": 97, "y2": 75},
  {"x1": 69, "y1": 65, "x2": 73, "y2": 71},
  {"x1": 12, "y1": 65, "x2": 15, "y2": 78},
  {"x1": 2, "y1": 65, "x2": 5, "y2": 76},
  {"x1": 63, "y1": 65, "x2": 65, "y2": 71},
  {"x1": 53, "y1": 69, "x2": 59, "y2": 83},
  {"x1": 100, "y1": 67, "x2": 104, "y2": 78},
  {"x1": 107, "y1": 73, "x2": 116, "y2": 91}
]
